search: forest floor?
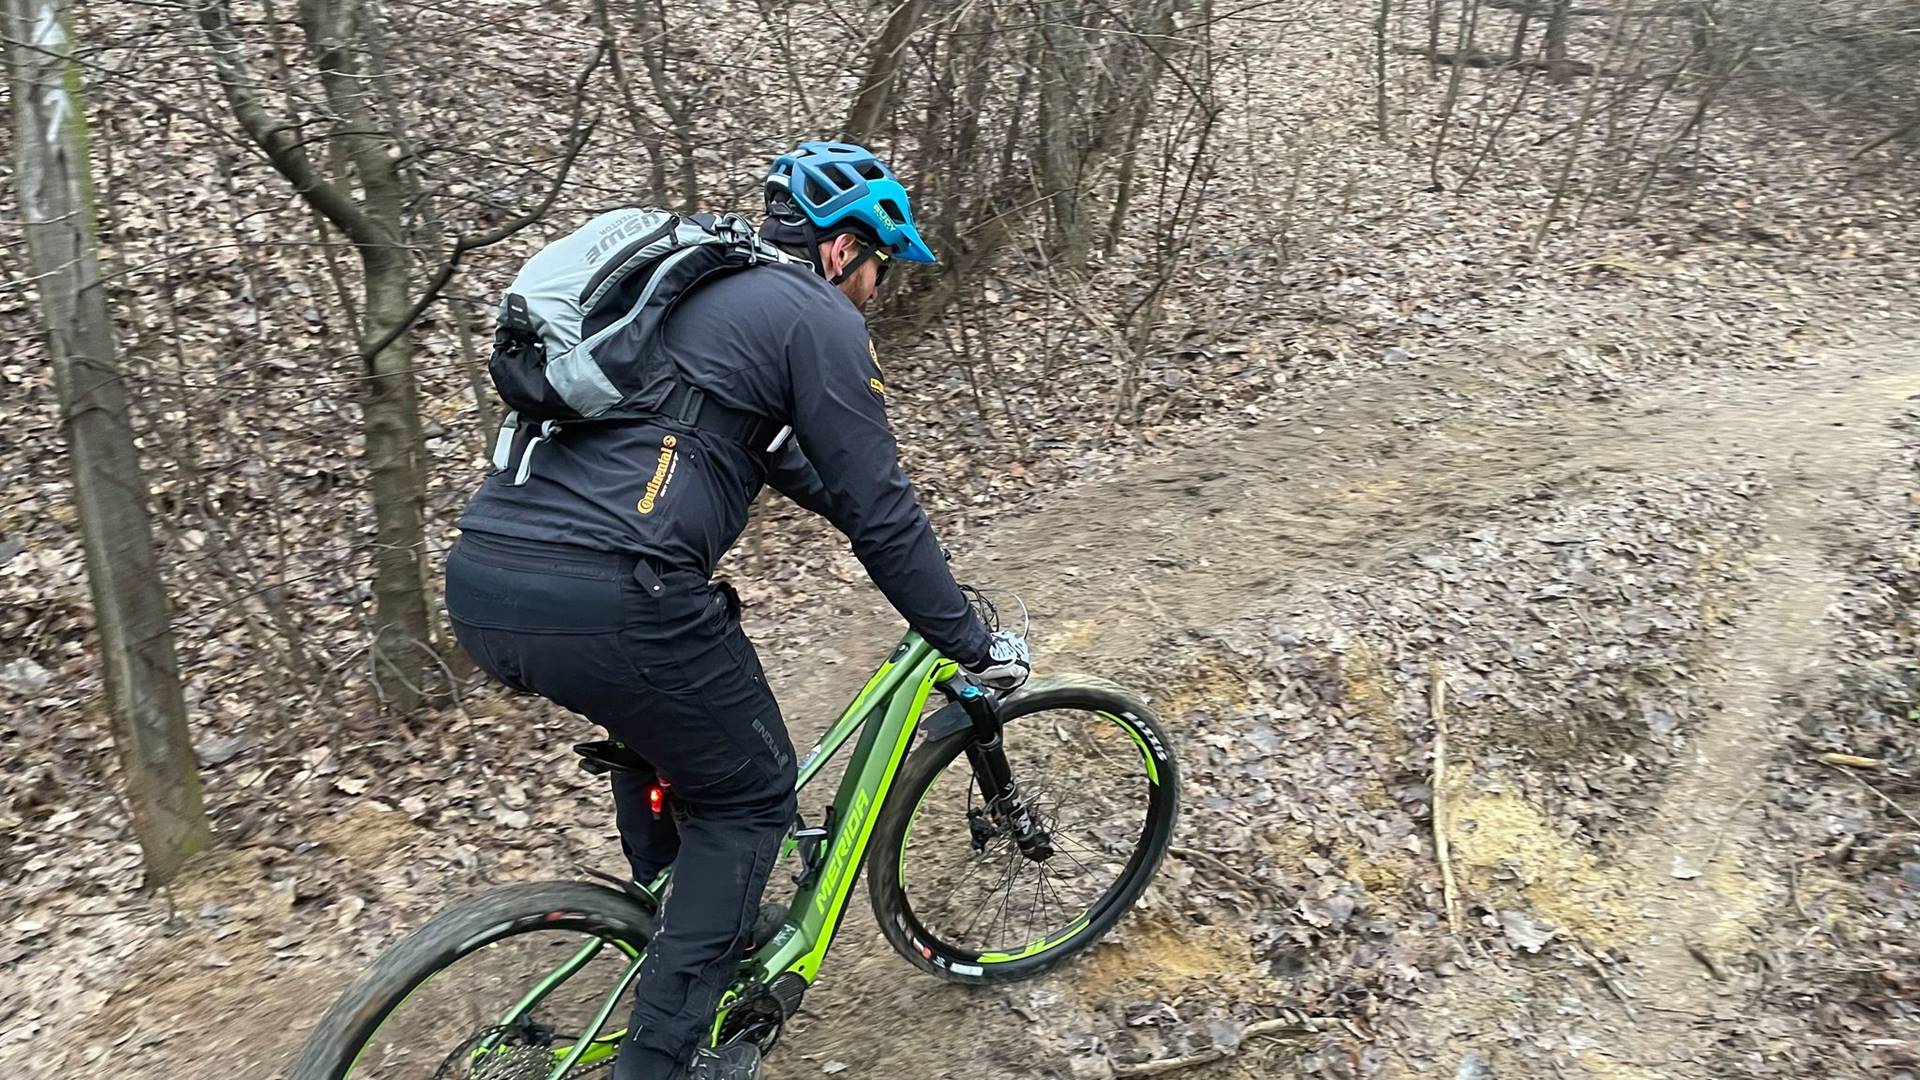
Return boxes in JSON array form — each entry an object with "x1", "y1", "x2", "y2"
[
  {"x1": 6, "y1": 310, "x2": 1915, "y2": 1079},
  {"x1": 5, "y1": 1, "x2": 1918, "y2": 1078}
]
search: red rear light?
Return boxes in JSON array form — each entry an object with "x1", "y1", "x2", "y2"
[{"x1": 648, "y1": 784, "x2": 665, "y2": 815}]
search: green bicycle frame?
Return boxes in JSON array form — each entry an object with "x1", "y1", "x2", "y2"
[
  {"x1": 527, "y1": 628, "x2": 958, "y2": 1075},
  {"x1": 742, "y1": 629, "x2": 954, "y2": 985}
]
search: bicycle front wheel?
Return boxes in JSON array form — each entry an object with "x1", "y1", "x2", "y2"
[
  {"x1": 292, "y1": 881, "x2": 654, "y2": 1080},
  {"x1": 867, "y1": 674, "x2": 1179, "y2": 984}
]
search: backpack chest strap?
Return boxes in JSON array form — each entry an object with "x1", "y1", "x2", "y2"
[
  {"x1": 660, "y1": 382, "x2": 791, "y2": 453},
  {"x1": 490, "y1": 384, "x2": 791, "y2": 486}
]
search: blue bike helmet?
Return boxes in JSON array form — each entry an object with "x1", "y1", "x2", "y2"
[{"x1": 764, "y1": 141, "x2": 937, "y2": 265}]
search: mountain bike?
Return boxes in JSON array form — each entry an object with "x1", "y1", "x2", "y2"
[{"x1": 291, "y1": 591, "x2": 1179, "y2": 1079}]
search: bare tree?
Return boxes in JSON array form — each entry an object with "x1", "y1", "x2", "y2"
[
  {"x1": 630, "y1": 0, "x2": 700, "y2": 209},
  {"x1": 7, "y1": 0, "x2": 209, "y2": 884},
  {"x1": 845, "y1": 0, "x2": 931, "y2": 142},
  {"x1": 191, "y1": 0, "x2": 593, "y2": 714},
  {"x1": 1431, "y1": 0, "x2": 1484, "y2": 187},
  {"x1": 1535, "y1": 0, "x2": 1638, "y2": 246},
  {"x1": 1544, "y1": 0, "x2": 1574, "y2": 81},
  {"x1": 193, "y1": 0, "x2": 440, "y2": 713},
  {"x1": 1107, "y1": 3, "x2": 1179, "y2": 254},
  {"x1": 1036, "y1": 1, "x2": 1092, "y2": 273},
  {"x1": 594, "y1": 0, "x2": 669, "y2": 200}
]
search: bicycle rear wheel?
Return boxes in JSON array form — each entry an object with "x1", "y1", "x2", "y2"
[
  {"x1": 867, "y1": 674, "x2": 1179, "y2": 984},
  {"x1": 292, "y1": 881, "x2": 654, "y2": 1080}
]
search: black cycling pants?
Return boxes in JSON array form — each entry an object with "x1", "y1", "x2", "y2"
[{"x1": 445, "y1": 532, "x2": 796, "y2": 1080}]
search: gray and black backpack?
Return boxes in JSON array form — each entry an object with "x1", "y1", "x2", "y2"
[{"x1": 487, "y1": 208, "x2": 799, "y2": 483}]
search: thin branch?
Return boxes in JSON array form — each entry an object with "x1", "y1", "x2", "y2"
[
  {"x1": 1113, "y1": 1015, "x2": 1352, "y2": 1077},
  {"x1": 1825, "y1": 760, "x2": 1920, "y2": 830},
  {"x1": 356, "y1": 44, "x2": 605, "y2": 364},
  {"x1": 191, "y1": 0, "x2": 377, "y2": 247},
  {"x1": 1431, "y1": 663, "x2": 1465, "y2": 933},
  {"x1": 1850, "y1": 112, "x2": 1920, "y2": 159}
]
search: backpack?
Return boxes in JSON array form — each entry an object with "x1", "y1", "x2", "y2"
[{"x1": 487, "y1": 208, "x2": 798, "y2": 484}]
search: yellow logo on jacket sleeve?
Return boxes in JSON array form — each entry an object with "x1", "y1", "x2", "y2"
[{"x1": 637, "y1": 434, "x2": 678, "y2": 514}]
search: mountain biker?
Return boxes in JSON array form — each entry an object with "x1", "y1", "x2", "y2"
[{"x1": 443, "y1": 141, "x2": 1031, "y2": 1080}]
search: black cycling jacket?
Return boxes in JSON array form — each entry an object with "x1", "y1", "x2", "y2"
[{"x1": 456, "y1": 260, "x2": 993, "y2": 668}]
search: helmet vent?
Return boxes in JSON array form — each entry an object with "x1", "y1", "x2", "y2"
[{"x1": 803, "y1": 174, "x2": 835, "y2": 204}]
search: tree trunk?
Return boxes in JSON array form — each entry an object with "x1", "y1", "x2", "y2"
[
  {"x1": 1535, "y1": 0, "x2": 1636, "y2": 247},
  {"x1": 1427, "y1": 0, "x2": 1445, "y2": 73},
  {"x1": 360, "y1": 251, "x2": 435, "y2": 712},
  {"x1": 1037, "y1": 2, "x2": 1088, "y2": 274},
  {"x1": 633, "y1": 0, "x2": 698, "y2": 210},
  {"x1": 1689, "y1": 0, "x2": 1722, "y2": 74},
  {"x1": 1375, "y1": 0, "x2": 1393, "y2": 135},
  {"x1": 7, "y1": 0, "x2": 209, "y2": 885},
  {"x1": 1544, "y1": 0, "x2": 1573, "y2": 82},
  {"x1": 1431, "y1": 0, "x2": 1483, "y2": 188},
  {"x1": 845, "y1": 0, "x2": 929, "y2": 143},
  {"x1": 1106, "y1": 5, "x2": 1175, "y2": 254},
  {"x1": 1509, "y1": 7, "x2": 1533, "y2": 61},
  {"x1": 594, "y1": 0, "x2": 668, "y2": 200},
  {"x1": 299, "y1": 0, "x2": 435, "y2": 712}
]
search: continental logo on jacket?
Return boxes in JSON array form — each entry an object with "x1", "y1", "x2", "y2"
[
  {"x1": 637, "y1": 434, "x2": 678, "y2": 514},
  {"x1": 867, "y1": 339, "x2": 885, "y2": 397}
]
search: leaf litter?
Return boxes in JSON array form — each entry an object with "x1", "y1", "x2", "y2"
[{"x1": 1, "y1": 0, "x2": 1917, "y2": 1077}]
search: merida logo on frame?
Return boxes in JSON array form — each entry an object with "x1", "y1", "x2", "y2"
[{"x1": 814, "y1": 788, "x2": 874, "y2": 914}]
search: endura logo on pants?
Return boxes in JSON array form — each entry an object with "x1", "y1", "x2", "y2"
[
  {"x1": 637, "y1": 435, "x2": 677, "y2": 514},
  {"x1": 752, "y1": 717, "x2": 790, "y2": 769}
]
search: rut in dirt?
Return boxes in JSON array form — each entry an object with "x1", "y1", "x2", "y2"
[{"x1": 1391, "y1": 350, "x2": 1919, "y2": 1080}]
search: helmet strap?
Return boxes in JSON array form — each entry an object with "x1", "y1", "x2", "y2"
[
  {"x1": 829, "y1": 243, "x2": 881, "y2": 287},
  {"x1": 797, "y1": 215, "x2": 828, "y2": 280}
]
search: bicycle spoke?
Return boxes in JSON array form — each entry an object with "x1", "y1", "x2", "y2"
[
  {"x1": 954, "y1": 846, "x2": 1015, "y2": 942},
  {"x1": 546, "y1": 954, "x2": 644, "y2": 1078},
  {"x1": 896, "y1": 706, "x2": 1164, "y2": 961},
  {"x1": 324, "y1": 910, "x2": 646, "y2": 1080}
]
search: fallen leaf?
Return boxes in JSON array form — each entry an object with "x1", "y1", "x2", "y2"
[{"x1": 1498, "y1": 910, "x2": 1558, "y2": 953}]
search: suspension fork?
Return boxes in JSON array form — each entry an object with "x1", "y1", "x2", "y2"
[{"x1": 940, "y1": 678, "x2": 1054, "y2": 860}]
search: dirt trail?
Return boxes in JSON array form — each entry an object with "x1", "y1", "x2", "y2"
[
  {"x1": 1580, "y1": 413, "x2": 1864, "y2": 1075},
  {"x1": 1373, "y1": 353, "x2": 1916, "y2": 1080},
  {"x1": 757, "y1": 341, "x2": 1920, "y2": 1078}
]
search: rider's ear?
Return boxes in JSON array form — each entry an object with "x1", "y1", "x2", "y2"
[{"x1": 822, "y1": 233, "x2": 856, "y2": 275}]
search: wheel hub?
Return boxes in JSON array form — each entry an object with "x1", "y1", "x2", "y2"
[{"x1": 970, "y1": 791, "x2": 1055, "y2": 861}]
